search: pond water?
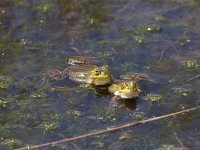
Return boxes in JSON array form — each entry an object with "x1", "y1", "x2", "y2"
[{"x1": 0, "y1": 0, "x2": 200, "y2": 149}]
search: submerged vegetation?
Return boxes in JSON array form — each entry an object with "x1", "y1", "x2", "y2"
[{"x1": 0, "y1": 0, "x2": 200, "y2": 149}]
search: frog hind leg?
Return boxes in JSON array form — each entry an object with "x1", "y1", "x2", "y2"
[{"x1": 42, "y1": 69, "x2": 68, "y2": 85}]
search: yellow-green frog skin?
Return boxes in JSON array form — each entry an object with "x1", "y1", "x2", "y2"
[
  {"x1": 108, "y1": 80, "x2": 141, "y2": 99},
  {"x1": 63, "y1": 65, "x2": 112, "y2": 86}
]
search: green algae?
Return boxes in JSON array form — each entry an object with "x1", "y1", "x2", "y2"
[
  {"x1": 181, "y1": 60, "x2": 199, "y2": 70},
  {"x1": 0, "y1": 99, "x2": 10, "y2": 108},
  {"x1": 42, "y1": 122, "x2": 58, "y2": 132},
  {"x1": 186, "y1": 0, "x2": 200, "y2": 8},
  {"x1": 1, "y1": 138, "x2": 22, "y2": 150},
  {"x1": 130, "y1": 112, "x2": 145, "y2": 121},
  {"x1": 0, "y1": 76, "x2": 12, "y2": 89},
  {"x1": 137, "y1": 24, "x2": 161, "y2": 34},
  {"x1": 0, "y1": 0, "x2": 200, "y2": 149},
  {"x1": 146, "y1": 94, "x2": 162, "y2": 103}
]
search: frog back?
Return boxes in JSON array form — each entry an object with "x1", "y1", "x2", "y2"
[{"x1": 66, "y1": 65, "x2": 97, "y2": 83}]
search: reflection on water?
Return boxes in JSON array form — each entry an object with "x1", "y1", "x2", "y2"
[
  {"x1": 0, "y1": 0, "x2": 200, "y2": 149},
  {"x1": 117, "y1": 98, "x2": 137, "y2": 110}
]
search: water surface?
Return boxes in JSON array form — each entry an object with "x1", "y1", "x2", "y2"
[{"x1": 0, "y1": 0, "x2": 200, "y2": 149}]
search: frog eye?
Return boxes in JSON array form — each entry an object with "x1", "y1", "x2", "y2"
[
  {"x1": 95, "y1": 70, "x2": 101, "y2": 75},
  {"x1": 120, "y1": 84, "x2": 126, "y2": 89}
]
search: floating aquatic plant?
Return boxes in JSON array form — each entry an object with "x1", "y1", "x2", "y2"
[
  {"x1": 130, "y1": 112, "x2": 145, "y2": 120},
  {"x1": 181, "y1": 60, "x2": 199, "y2": 70},
  {"x1": 0, "y1": 76, "x2": 12, "y2": 89},
  {"x1": 146, "y1": 94, "x2": 162, "y2": 103}
]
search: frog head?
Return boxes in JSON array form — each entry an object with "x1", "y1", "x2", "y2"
[
  {"x1": 109, "y1": 81, "x2": 141, "y2": 99},
  {"x1": 89, "y1": 65, "x2": 112, "y2": 85}
]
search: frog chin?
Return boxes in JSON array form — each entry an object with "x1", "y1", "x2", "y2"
[
  {"x1": 85, "y1": 77, "x2": 107, "y2": 85},
  {"x1": 114, "y1": 90, "x2": 139, "y2": 99},
  {"x1": 86, "y1": 78, "x2": 93, "y2": 84},
  {"x1": 91, "y1": 76, "x2": 111, "y2": 85}
]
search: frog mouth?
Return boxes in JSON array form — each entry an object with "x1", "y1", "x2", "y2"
[
  {"x1": 115, "y1": 89, "x2": 140, "y2": 98},
  {"x1": 119, "y1": 87, "x2": 141, "y2": 95},
  {"x1": 118, "y1": 89, "x2": 133, "y2": 94},
  {"x1": 93, "y1": 74, "x2": 109, "y2": 79}
]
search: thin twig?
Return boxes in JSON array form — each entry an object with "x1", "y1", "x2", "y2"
[
  {"x1": 173, "y1": 131, "x2": 184, "y2": 147},
  {"x1": 15, "y1": 106, "x2": 200, "y2": 150},
  {"x1": 71, "y1": 143, "x2": 81, "y2": 150},
  {"x1": 71, "y1": 47, "x2": 81, "y2": 54},
  {"x1": 159, "y1": 48, "x2": 166, "y2": 61},
  {"x1": 186, "y1": 74, "x2": 200, "y2": 82}
]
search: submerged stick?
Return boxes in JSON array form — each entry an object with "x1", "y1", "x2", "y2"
[
  {"x1": 186, "y1": 74, "x2": 200, "y2": 82},
  {"x1": 15, "y1": 106, "x2": 200, "y2": 150}
]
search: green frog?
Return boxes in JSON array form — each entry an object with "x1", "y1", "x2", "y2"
[
  {"x1": 43, "y1": 56, "x2": 151, "y2": 110},
  {"x1": 42, "y1": 56, "x2": 112, "y2": 87},
  {"x1": 64, "y1": 64, "x2": 112, "y2": 85},
  {"x1": 108, "y1": 80, "x2": 141, "y2": 110},
  {"x1": 108, "y1": 71, "x2": 152, "y2": 99},
  {"x1": 108, "y1": 80, "x2": 141, "y2": 99}
]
